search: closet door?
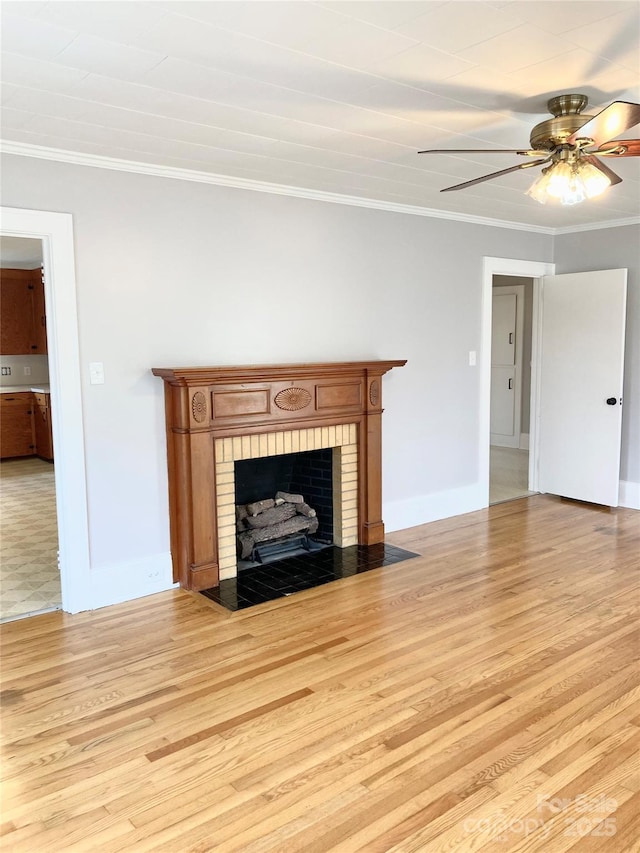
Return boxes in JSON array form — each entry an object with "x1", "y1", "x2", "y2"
[{"x1": 491, "y1": 291, "x2": 521, "y2": 447}]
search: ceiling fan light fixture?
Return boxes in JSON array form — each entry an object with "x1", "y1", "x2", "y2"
[
  {"x1": 525, "y1": 158, "x2": 611, "y2": 206},
  {"x1": 526, "y1": 167, "x2": 553, "y2": 204},
  {"x1": 578, "y1": 160, "x2": 612, "y2": 199},
  {"x1": 420, "y1": 94, "x2": 639, "y2": 206},
  {"x1": 547, "y1": 161, "x2": 576, "y2": 200}
]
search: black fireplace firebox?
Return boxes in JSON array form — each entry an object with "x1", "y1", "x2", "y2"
[{"x1": 235, "y1": 448, "x2": 333, "y2": 544}]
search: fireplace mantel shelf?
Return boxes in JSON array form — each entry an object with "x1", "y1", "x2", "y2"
[
  {"x1": 152, "y1": 360, "x2": 406, "y2": 385},
  {"x1": 153, "y1": 360, "x2": 406, "y2": 590}
]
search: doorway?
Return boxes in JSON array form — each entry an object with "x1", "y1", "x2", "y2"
[
  {"x1": 482, "y1": 257, "x2": 628, "y2": 510},
  {"x1": 480, "y1": 257, "x2": 556, "y2": 507},
  {"x1": 489, "y1": 275, "x2": 536, "y2": 504},
  {"x1": 1, "y1": 206, "x2": 91, "y2": 614},
  {"x1": 0, "y1": 237, "x2": 61, "y2": 620}
]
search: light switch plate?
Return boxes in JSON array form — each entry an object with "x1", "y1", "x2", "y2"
[{"x1": 89, "y1": 362, "x2": 104, "y2": 385}]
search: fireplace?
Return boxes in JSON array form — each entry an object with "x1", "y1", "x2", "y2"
[{"x1": 152, "y1": 360, "x2": 406, "y2": 590}]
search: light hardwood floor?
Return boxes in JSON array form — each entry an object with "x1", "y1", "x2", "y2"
[{"x1": 1, "y1": 495, "x2": 638, "y2": 852}]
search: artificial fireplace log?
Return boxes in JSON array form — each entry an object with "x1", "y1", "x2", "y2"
[
  {"x1": 297, "y1": 502, "x2": 317, "y2": 518},
  {"x1": 236, "y1": 494, "x2": 320, "y2": 560},
  {"x1": 236, "y1": 505, "x2": 249, "y2": 522},
  {"x1": 245, "y1": 503, "x2": 297, "y2": 528},
  {"x1": 237, "y1": 515, "x2": 320, "y2": 559},
  {"x1": 247, "y1": 498, "x2": 275, "y2": 516},
  {"x1": 275, "y1": 490, "x2": 304, "y2": 504}
]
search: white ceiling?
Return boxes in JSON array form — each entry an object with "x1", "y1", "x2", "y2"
[{"x1": 1, "y1": 0, "x2": 639, "y2": 230}]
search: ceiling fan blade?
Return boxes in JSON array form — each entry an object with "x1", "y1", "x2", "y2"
[
  {"x1": 419, "y1": 148, "x2": 540, "y2": 155},
  {"x1": 440, "y1": 158, "x2": 550, "y2": 193},
  {"x1": 582, "y1": 154, "x2": 623, "y2": 186},
  {"x1": 597, "y1": 139, "x2": 640, "y2": 157},
  {"x1": 568, "y1": 101, "x2": 640, "y2": 147}
]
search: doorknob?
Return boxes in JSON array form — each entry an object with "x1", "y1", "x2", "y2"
[{"x1": 606, "y1": 397, "x2": 618, "y2": 405}]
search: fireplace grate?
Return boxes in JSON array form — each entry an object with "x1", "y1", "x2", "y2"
[
  {"x1": 200, "y1": 543, "x2": 419, "y2": 611},
  {"x1": 252, "y1": 534, "x2": 311, "y2": 565}
]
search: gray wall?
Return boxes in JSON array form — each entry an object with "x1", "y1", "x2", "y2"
[
  {"x1": 554, "y1": 225, "x2": 640, "y2": 484},
  {"x1": 11, "y1": 152, "x2": 637, "y2": 594}
]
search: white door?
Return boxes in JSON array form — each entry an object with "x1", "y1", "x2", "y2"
[
  {"x1": 491, "y1": 366, "x2": 515, "y2": 436},
  {"x1": 537, "y1": 269, "x2": 627, "y2": 506},
  {"x1": 491, "y1": 288, "x2": 524, "y2": 448},
  {"x1": 492, "y1": 293, "x2": 516, "y2": 365}
]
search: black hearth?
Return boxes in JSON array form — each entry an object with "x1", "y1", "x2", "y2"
[{"x1": 201, "y1": 543, "x2": 420, "y2": 611}]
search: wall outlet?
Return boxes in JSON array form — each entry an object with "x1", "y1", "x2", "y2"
[
  {"x1": 146, "y1": 568, "x2": 161, "y2": 582},
  {"x1": 1, "y1": 366, "x2": 11, "y2": 376},
  {"x1": 23, "y1": 366, "x2": 31, "y2": 376}
]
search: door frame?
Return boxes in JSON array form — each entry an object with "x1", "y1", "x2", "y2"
[
  {"x1": 1, "y1": 206, "x2": 90, "y2": 613},
  {"x1": 481, "y1": 257, "x2": 556, "y2": 505},
  {"x1": 490, "y1": 283, "x2": 525, "y2": 449}
]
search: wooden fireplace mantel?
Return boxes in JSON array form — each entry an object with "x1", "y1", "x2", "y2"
[{"x1": 152, "y1": 360, "x2": 406, "y2": 590}]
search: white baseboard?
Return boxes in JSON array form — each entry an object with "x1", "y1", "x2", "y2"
[
  {"x1": 384, "y1": 483, "x2": 486, "y2": 533},
  {"x1": 619, "y1": 480, "x2": 640, "y2": 510},
  {"x1": 71, "y1": 479, "x2": 637, "y2": 613},
  {"x1": 490, "y1": 434, "x2": 519, "y2": 448},
  {"x1": 490, "y1": 434, "x2": 529, "y2": 450},
  {"x1": 85, "y1": 552, "x2": 178, "y2": 612}
]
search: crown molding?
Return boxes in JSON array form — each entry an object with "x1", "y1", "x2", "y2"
[
  {"x1": 3, "y1": 139, "x2": 635, "y2": 236},
  {"x1": 552, "y1": 217, "x2": 640, "y2": 235},
  {"x1": 1, "y1": 140, "x2": 557, "y2": 234}
]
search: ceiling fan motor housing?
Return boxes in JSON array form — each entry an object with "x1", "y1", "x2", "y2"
[{"x1": 529, "y1": 94, "x2": 594, "y2": 150}]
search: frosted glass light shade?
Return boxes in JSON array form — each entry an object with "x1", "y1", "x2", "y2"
[{"x1": 526, "y1": 159, "x2": 611, "y2": 206}]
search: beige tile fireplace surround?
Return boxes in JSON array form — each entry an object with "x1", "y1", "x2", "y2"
[
  {"x1": 215, "y1": 424, "x2": 358, "y2": 580},
  {"x1": 153, "y1": 361, "x2": 405, "y2": 591}
]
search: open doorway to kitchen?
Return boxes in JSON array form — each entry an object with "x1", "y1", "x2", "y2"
[
  {"x1": 489, "y1": 274, "x2": 537, "y2": 505},
  {"x1": 1, "y1": 206, "x2": 90, "y2": 617},
  {"x1": 0, "y1": 237, "x2": 60, "y2": 620}
]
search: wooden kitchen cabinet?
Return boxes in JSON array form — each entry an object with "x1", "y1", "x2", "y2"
[
  {"x1": 0, "y1": 393, "x2": 35, "y2": 458},
  {"x1": 33, "y1": 392, "x2": 53, "y2": 461},
  {"x1": 0, "y1": 268, "x2": 47, "y2": 355},
  {"x1": 0, "y1": 270, "x2": 33, "y2": 354},
  {"x1": 31, "y1": 278, "x2": 48, "y2": 354}
]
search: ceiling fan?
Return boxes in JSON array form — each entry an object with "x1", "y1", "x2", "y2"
[{"x1": 419, "y1": 94, "x2": 640, "y2": 205}]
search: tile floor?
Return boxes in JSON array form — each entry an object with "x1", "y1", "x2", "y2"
[
  {"x1": 201, "y1": 543, "x2": 419, "y2": 611},
  {"x1": 490, "y1": 445, "x2": 537, "y2": 505},
  {"x1": 0, "y1": 457, "x2": 61, "y2": 622}
]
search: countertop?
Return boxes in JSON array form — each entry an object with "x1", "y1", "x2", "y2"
[{"x1": 0, "y1": 385, "x2": 51, "y2": 394}]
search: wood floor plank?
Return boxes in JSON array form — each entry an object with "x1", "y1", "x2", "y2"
[
  {"x1": 565, "y1": 790, "x2": 640, "y2": 852},
  {"x1": 1, "y1": 494, "x2": 638, "y2": 851},
  {"x1": 146, "y1": 688, "x2": 314, "y2": 761}
]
